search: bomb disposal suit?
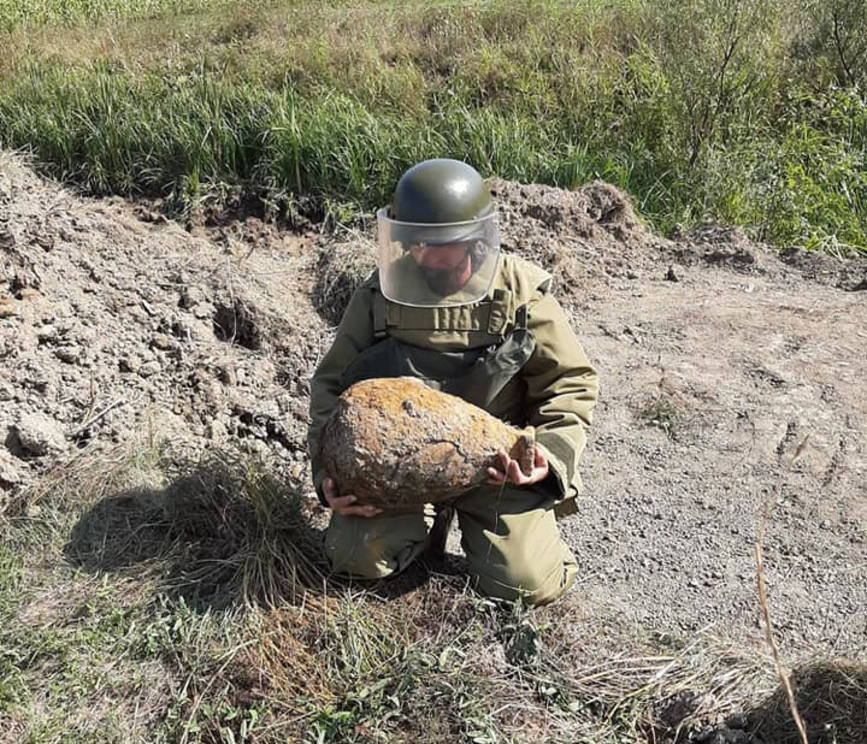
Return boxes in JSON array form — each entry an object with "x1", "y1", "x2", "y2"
[{"x1": 308, "y1": 159, "x2": 599, "y2": 605}]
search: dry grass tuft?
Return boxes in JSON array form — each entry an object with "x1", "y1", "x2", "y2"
[
  {"x1": 749, "y1": 660, "x2": 867, "y2": 744},
  {"x1": 516, "y1": 598, "x2": 779, "y2": 740},
  {"x1": 312, "y1": 236, "x2": 378, "y2": 325},
  {"x1": 25, "y1": 443, "x2": 331, "y2": 610}
]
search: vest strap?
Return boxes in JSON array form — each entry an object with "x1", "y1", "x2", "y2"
[
  {"x1": 372, "y1": 287, "x2": 522, "y2": 338},
  {"x1": 486, "y1": 288, "x2": 509, "y2": 337},
  {"x1": 372, "y1": 288, "x2": 387, "y2": 340}
]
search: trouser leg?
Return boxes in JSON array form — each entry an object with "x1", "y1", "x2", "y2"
[
  {"x1": 455, "y1": 484, "x2": 578, "y2": 606},
  {"x1": 324, "y1": 505, "x2": 434, "y2": 579}
]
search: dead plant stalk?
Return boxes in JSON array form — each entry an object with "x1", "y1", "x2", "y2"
[{"x1": 755, "y1": 506, "x2": 809, "y2": 744}]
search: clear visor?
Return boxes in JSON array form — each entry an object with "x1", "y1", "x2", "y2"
[{"x1": 377, "y1": 208, "x2": 500, "y2": 307}]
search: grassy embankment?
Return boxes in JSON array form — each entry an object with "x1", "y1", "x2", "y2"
[{"x1": 0, "y1": 0, "x2": 865, "y2": 252}]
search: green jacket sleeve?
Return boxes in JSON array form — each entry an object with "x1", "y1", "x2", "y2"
[
  {"x1": 308, "y1": 283, "x2": 375, "y2": 502},
  {"x1": 520, "y1": 290, "x2": 599, "y2": 507}
]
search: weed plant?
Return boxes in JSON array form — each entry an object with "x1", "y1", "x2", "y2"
[{"x1": 0, "y1": 0, "x2": 865, "y2": 252}]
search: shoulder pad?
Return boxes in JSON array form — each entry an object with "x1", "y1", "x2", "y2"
[
  {"x1": 360, "y1": 269, "x2": 380, "y2": 290},
  {"x1": 496, "y1": 254, "x2": 552, "y2": 306}
]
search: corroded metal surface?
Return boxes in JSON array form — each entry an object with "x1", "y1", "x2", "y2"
[{"x1": 319, "y1": 377, "x2": 534, "y2": 508}]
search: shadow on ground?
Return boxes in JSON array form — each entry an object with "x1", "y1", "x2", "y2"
[
  {"x1": 63, "y1": 454, "x2": 330, "y2": 610},
  {"x1": 62, "y1": 452, "x2": 460, "y2": 609},
  {"x1": 748, "y1": 661, "x2": 867, "y2": 744}
]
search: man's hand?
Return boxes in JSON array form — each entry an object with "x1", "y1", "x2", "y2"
[
  {"x1": 486, "y1": 447, "x2": 549, "y2": 487},
  {"x1": 322, "y1": 477, "x2": 382, "y2": 517}
]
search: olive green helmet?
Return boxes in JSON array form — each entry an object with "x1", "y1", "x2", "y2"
[
  {"x1": 390, "y1": 158, "x2": 494, "y2": 224},
  {"x1": 377, "y1": 159, "x2": 500, "y2": 308}
]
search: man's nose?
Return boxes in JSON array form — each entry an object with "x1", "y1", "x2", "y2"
[{"x1": 421, "y1": 245, "x2": 467, "y2": 268}]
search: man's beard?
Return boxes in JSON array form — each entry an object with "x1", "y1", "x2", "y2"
[
  {"x1": 419, "y1": 251, "x2": 477, "y2": 297},
  {"x1": 420, "y1": 265, "x2": 468, "y2": 296}
]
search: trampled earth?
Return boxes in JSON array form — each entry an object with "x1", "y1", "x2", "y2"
[{"x1": 2, "y1": 151, "x2": 865, "y2": 661}]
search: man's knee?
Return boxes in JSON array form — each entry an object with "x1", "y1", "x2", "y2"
[
  {"x1": 325, "y1": 521, "x2": 397, "y2": 578},
  {"x1": 470, "y1": 542, "x2": 578, "y2": 606},
  {"x1": 327, "y1": 542, "x2": 393, "y2": 579},
  {"x1": 324, "y1": 511, "x2": 430, "y2": 579}
]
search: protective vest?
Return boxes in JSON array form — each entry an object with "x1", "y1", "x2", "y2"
[{"x1": 340, "y1": 285, "x2": 536, "y2": 412}]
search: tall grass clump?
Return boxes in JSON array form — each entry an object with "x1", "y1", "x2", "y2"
[
  {"x1": 0, "y1": 0, "x2": 864, "y2": 252},
  {"x1": 0, "y1": 0, "x2": 245, "y2": 30}
]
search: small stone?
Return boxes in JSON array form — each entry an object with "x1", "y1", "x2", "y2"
[
  {"x1": 54, "y1": 345, "x2": 81, "y2": 363},
  {"x1": 0, "y1": 297, "x2": 16, "y2": 317},
  {"x1": 14, "y1": 413, "x2": 67, "y2": 456},
  {"x1": 216, "y1": 363, "x2": 237, "y2": 386},
  {"x1": 666, "y1": 265, "x2": 680, "y2": 282},
  {"x1": 205, "y1": 419, "x2": 228, "y2": 441},
  {"x1": 725, "y1": 712, "x2": 748, "y2": 730},
  {"x1": 820, "y1": 519, "x2": 832, "y2": 530},
  {"x1": 723, "y1": 728, "x2": 750, "y2": 744},
  {"x1": 33, "y1": 233, "x2": 54, "y2": 251},
  {"x1": 37, "y1": 324, "x2": 59, "y2": 342},
  {"x1": 150, "y1": 333, "x2": 173, "y2": 350},
  {"x1": 119, "y1": 356, "x2": 141, "y2": 373},
  {"x1": 179, "y1": 286, "x2": 206, "y2": 309},
  {"x1": 253, "y1": 400, "x2": 280, "y2": 419},
  {"x1": 193, "y1": 302, "x2": 215, "y2": 320},
  {"x1": 0, "y1": 448, "x2": 24, "y2": 484},
  {"x1": 137, "y1": 360, "x2": 162, "y2": 378}
]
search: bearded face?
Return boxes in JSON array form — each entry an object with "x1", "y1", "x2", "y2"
[{"x1": 410, "y1": 242, "x2": 475, "y2": 297}]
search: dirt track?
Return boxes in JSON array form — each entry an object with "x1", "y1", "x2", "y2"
[
  {"x1": 1, "y1": 152, "x2": 865, "y2": 657},
  {"x1": 567, "y1": 240, "x2": 867, "y2": 655}
]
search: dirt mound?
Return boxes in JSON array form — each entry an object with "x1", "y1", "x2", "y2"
[
  {"x1": 489, "y1": 178, "x2": 664, "y2": 304},
  {"x1": 312, "y1": 232, "x2": 377, "y2": 325},
  {"x1": 777, "y1": 244, "x2": 867, "y2": 291},
  {"x1": 0, "y1": 153, "x2": 324, "y2": 497},
  {"x1": 1, "y1": 152, "x2": 865, "y2": 661}
]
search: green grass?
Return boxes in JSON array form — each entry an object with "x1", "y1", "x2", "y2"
[
  {"x1": 0, "y1": 0, "x2": 865, "y2": 251},
  {"x1": 0, "y1": 0, "x2": 245, "y2": 29}
]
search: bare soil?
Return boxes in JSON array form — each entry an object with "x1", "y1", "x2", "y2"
[{"x1": 2, "y1": 152, "x2": 865, "y2": 662}]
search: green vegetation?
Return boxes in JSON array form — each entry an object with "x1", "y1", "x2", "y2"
[{"x1": 0, "y1": 0, "x2": 865, "y2": 252}]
